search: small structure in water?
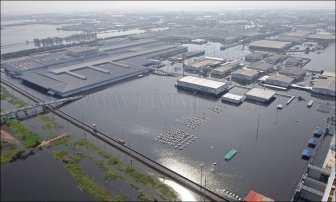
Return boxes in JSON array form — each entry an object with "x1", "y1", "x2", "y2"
[
  {"x1": 313, "y1": 127, "x2": 322, "y2": 138},
  {"x1": 308, "y1": 138, "x2": 318, "y2": 148},
  {"x1": 301, "y1": 149, "x2": 312, "y2": 160},
  {"x1": 225, "y1": 149, "x2": 238, "y2": 161}
]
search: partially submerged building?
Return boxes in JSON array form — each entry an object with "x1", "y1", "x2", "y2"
[
  {"x1": 245, "y1": 88, "x2": 276, "y2": 103},
  {"x1": 231, "y1": 68, "x2": 259, "y2": 83},
  {"x1": 265, "y1": 74, "x2": 294, "y2": 88},
  {"x1": 312, "y1": 78, "x2": 336, "y2": 97},
  {"x1": 245, "y1": 52, "x2": 269, "y2": 62},
  {"x1": 185, "y1": 58, "x2": 224, "y2": 72},
  {"x1": 176, "y1": 76, "x2": 228, "y2": 96},
  {"x1": 279, "y1": 66, "x2": 306, "y2": 80},
  {"x1": 264, "y1": 54, "x2": 287, "y2": 64},
  {"x1": 211, "y1": 61, "x2": 242, "y2": 78},
  {"x1": 246, "y1": 62, "x2": 274, "y2": 73},
  {"x1": 249, "y1": 40, "x2": 292, "y2": 52}
]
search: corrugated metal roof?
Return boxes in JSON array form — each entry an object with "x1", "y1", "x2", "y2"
[
  {"x1": 232, "y1": 68, "x2": 259, "y2": 77},
  {"x1": 178, "y1": 76, "x2": 226, "y2": 89},
  {"x1": 313, "y1": 78, "x2": 335, "y2": 91},
  {"x1": 222, "y1": 93, "x2": 244, "y2": 100}
]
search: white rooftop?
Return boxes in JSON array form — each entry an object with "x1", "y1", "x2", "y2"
[
  {"x1": 222, "y1": 93, "x2": 244, "y2": 100},
  {"x1": 178, "y1": 76, "x2": 226, "y2": 89},
  {"x1": 245, "y1": 88, "x2": 276, "y2": 99}
]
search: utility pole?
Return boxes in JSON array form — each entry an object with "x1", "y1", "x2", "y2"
[
  {"x1": 203, "y1": 176, "x2": 206, "y2": 202},
  {"x1": 182, "y1": 54, "x2": 185, "y2": 76},
  {"x1": 256, "y1": 113, "x2": 261, "y2": 141},
  {"x1": 200, "y1": 163, "x2": 204, "y2": 201}
]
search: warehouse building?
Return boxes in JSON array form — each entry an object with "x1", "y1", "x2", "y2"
[
  {"x1": 231, "y1": 68, "x2": 259, "y2": 83},
  {"x1": 185, "y1": 58, "x2": 224, "y2": 72},
  {"x1": 279, "y1": 66, "x2": 306, "y2": 80},
  {"x1": 276, "y1": 35, "x2": 305, "y2": 44},
  {"x1": 265, "y1": 74, "x2": 294, "y2": 88},
  {"x1": 282, "y1": 31, "x2": 311, "y2": 38},
  {"x1": 66, "y1": 46, "x2": 100, "y2": 57},
  {"x1": 20, "y1": 61, "x2": 150, "y2": 97},
  {"x1": 320, "y1": 71, "x2": 336, "y2": 79},
  {"x1": 249, "y1": 40, "x2": 292, "y2": 52},
  {"x1": 245, "y1": 88, "x2": 277, "y2": 103},
  {"x1": 264, "y1": 54, "x2": 288, "y2": 64},
  {"x1": 176, "y1": 76, "x2": 228, "y2": 96},
  {"x1": 246, "y1": 62, "x2": 274, "y2": 73},
  {"x1": 245, "y1": 52, "x2": 269, "y2": 62},
  {"x1": 312, "y1": 78, "x2": 335, "y2": 97},
  {"x1": 211, "y1": 61, "x2": 242, "y2": 78}
]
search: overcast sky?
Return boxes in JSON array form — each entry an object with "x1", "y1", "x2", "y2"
[{"x1": 1, "y1": 1, "x2": 335, "y2": 15}]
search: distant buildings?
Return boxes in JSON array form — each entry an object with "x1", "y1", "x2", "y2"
[
  {"x1": 185, "y1": 58, "x2": 224, "y2": 72},
  {"x1": 263, "y1": 54, "x2": 287, "y2": 64}
]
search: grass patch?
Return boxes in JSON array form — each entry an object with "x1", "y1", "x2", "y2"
[
  {"x1": 49, "y1": 136, "x2": 70, "y2": 146},
  {"x1": 126, "y1": 167, "x2": 156, "y2": 186},
  {"x1": 138, "y1": 191, "x2": 150, "y2": 202},
  {"x1": 1, "y1": 86, "x2": 27, "y2": 107},
  {"x1": 95, "y1": 160, "x2": 118, "y2": 181},
  {"x1": 0, "y1": 149, "x2": 24, "y2": 163},
  {"x1": 112, "y1": 194, "x2": 126, "y2": 202},
  {"x1": 156, "y1": 182, "x2": 177, "y2": 200},
  {"x1": 8, "y1": 119, "x2": 42, "y2": 148},
  {"x1": 53, "y1": 150, "x2": 68, "y2": 160},
  {"x1": 63, "y1": 155, "x2": 114, "y2": 201}
]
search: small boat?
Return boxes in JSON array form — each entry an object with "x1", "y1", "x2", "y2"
[
  {"x1": 277, "y1": 104, "x2": 283, "y2": 110},
  {"x1": 225, "y1": 149, "x2": 238, "y2": 161}
]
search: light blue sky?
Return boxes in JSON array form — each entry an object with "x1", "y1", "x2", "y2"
[{"x1": 1, "y1": 1, "x2": 335, "y2": 15}]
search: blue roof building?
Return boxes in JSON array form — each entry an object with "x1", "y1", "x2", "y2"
[
  {"x1": 302, "y1": 149, "x2": 312, "y2": 160},
  {"x1": 314, "y1": 127, "x2": 323, "y2": 138},
  {"x1": 308, "y1": 139, "x2": 318, "y2": 148}
]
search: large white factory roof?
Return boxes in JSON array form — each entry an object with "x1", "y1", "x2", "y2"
[
  {"x1": 245, "y1": 88, "x2": 276, "y2": 100},
  {"x1": 178, "y1": 76, "x2": 226, "y2": 89},
  {"x1": 249, "y1": 40, "x2": 292, "y2": 49}
]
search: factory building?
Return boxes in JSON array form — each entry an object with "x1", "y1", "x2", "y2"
[
  {"x1": 211, "y1": 61, "x2": 242, "y2": 78},
  {"x1": 66, "y1": 46, "x2": 100, "y2": 57},
  {"x1": 246, "y1": 62, "x2": 274, "y2": 73},
  {"x1": 279, "y1": 66, "x2": 306, "y2": 80},
  {"x1": 265, "y1": 74, "x2": 294, "y2": 88},
  {"x1": 176, "y1": 76, "x2": 228, "y2": 96},
  {"x1": 320, "y1": 71, "x2": 336, "y2": 79},
  {"x1": 231, "y1": 68, "x2": 259, "y2": 83},
  {"x1": 244, "y1": 52, "x2": 269, "y2": 62},
  {"x1": 312, "y1": 78, "x2": 336, "y2": 97},
  {"x1": 276, "y1": 35, "x2": 306, "y2": 44},
  {"x1": 249, "y1": 40, "x2": 292, "y2": 52},
  {"x1": 264, "y1": 54, "x2": 287, "y2": 64},
  {"x1": 245, "y1": 88, "x2": 277, "y2": 103},
  {"x1": 185, "y1": 58, "x2": 224, "y2": 72},
  {"x1": 20, "y1": 62, "x2": 150, "y2": 97}
]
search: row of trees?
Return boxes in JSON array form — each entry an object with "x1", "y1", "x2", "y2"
[{"x1": 33, "y1": 33, "x2": 97, "y2": 48}]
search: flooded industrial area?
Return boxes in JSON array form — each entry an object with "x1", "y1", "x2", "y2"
[{"x1": 1, "y1": 2, "x2": 335, "y2": 202}]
